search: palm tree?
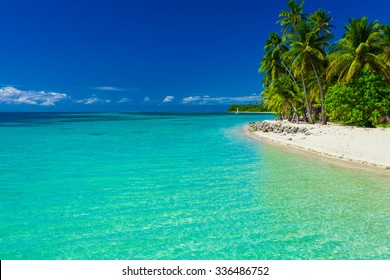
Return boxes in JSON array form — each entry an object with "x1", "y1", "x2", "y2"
[
  {"x1": 262, "y1": 74, "x2": 302, "y2": 122},
  {"x1": 259, "y1": 32, "x2": 289, "y2": 86},
  {"x1": 283, "y1": 22, "x2": 328, "y2": 123},
  {"x1": 379, "y1": 24, "x2": 390, "y2": 82},
  {"x1": 260, "y1": 32, "x2": 301, "y2": 87},
  {"x1": 327, "y1": 17, "x2": 390, "y2": 84},
  {"x1": 309, "y1": 9, "x2": 334, "y2": 47},
  {"x1": 277, "y1": 0, "x2": 307, "y2": 37},
  {"x1": 308, "y1": 9, "x2": 334, "y2": 123}
]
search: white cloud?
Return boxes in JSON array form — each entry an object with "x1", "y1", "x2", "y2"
[
  {"x1": 182, "y1": 96, "x2": 202, "y2": 103},
  {"x1": 182, "y1": 94, "x2": 259, "y2": 105},
  {"x1": 162, "y1": 96, "x2": 174, "y2": 103},
  {"x1": 74, "y1": 97, "x2": 111, "y2": 105},
  {"x1": 92, "y1": 86, "x2": 142, "y2": 93},
  {"x1": 118, "y1": 97, "x2": 131, "y2": 103},
  {"x1": 143, "y1": 96, "x2": 150, "y2": 102},
  {"x1": 94, "y1": 86, "x2": 124, "y2": 92},
  {"x1": 0, "y1": 86, "x2": 68, "y2": 106}
]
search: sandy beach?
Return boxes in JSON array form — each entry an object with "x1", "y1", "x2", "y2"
[{"x1": 246, "y1": 120, "x2": 390, "y2": 171}]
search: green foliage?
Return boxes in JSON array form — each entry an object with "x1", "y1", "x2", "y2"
[
  {"x1": 259, "y1": 1, "x2": 333, "y2": 123},
  {"x1": 227, "y1": 102, "x2": 268, "y2": 112},
  {"x1": 261, "y1": 73, "x2": 302, "y2": 118},
  {"x1": 327, "y1": 17, "x2": 390, "y2": 84},
  {"x1": 259, "y1": 32, "x2": 288, "y2": 86},
  {"x1": 325, "y1": 68, "x2": 390, "y2": 127},
  {"x1": 376, "y1": 122, "x2": 390, "y2": 128},
  {"x1": 258, "y1": 1, "x2": 389, "y2": 126},
  {"x1": 277, "y1": 0, "x2": 306, "y2": 36}
]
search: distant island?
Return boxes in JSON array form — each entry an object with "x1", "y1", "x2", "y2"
[{"x1": 227, "y1": 102, "x2": 269, "y2": 113}]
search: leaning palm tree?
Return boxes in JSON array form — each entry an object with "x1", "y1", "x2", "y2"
[
  {"x1": 277, "y1": 0, "x2": 307, "y2": 37},
  {"x1": 305, "y1": 71, "x2": 324, "y2": 119},
  {"x1": 259, "y1": 32, "x2": 289, "y2": 86},
  {"x1": 283, "y1": 22, "x2": 328, "y2": 123},
  {"x1": 262, "y1": 74, "x2": 302, "y2": 122},
  {"x1": 272, "y1": 74, "x2": 303, "y2": 122},
  {"x1": 327, "y1": 17, "x2": 390, "y2": 84}
]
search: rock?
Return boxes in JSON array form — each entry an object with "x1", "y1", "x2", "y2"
[{"x1": 247, "y1": 121, "x2": 317, "y2": 137}]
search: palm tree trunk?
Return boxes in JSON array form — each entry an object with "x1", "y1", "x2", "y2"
[
  {"x1": 291, "y1": 104, "x2": 299, "y2": 123},
  {"x1": 282, "y1": 61, "x2": 301, "y2": 124},
  {"x1": 310, "y1": 59, "x2": 327, "y2": 125},
  {"x1": 300, "y1": 71, "x2": 313, "y2": 123},
  {"x1": 302, "y1": 106, "x2": 308, "y2": 122},
  {"x1": 281, "y1": 61, "x2": 299, "y2": 86}
]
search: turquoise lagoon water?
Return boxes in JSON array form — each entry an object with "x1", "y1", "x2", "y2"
[{"x1": 0, "y1": 112, "x2": 389, "y2": 259}]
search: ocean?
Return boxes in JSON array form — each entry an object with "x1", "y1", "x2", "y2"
[{"x1": 0, "y1": 112, "x2": 389, "y2": 259}]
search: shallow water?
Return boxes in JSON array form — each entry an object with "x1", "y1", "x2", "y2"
[{"x1": 0, "y1": 112, "x2": 389, "y2": 259}]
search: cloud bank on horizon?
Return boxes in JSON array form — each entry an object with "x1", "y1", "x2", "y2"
[
  {"x1": 0, "y1": 86, "x2": 68, "y2": 106},
  {"x1": 182, "y1": 94, "x2": 258, "y2": 105},
  {"x1": 0, "y1": 86, "x2": 260, "y2": 109}
]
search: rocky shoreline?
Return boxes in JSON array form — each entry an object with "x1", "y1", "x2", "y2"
[{"x1": 247, "y1": 120, "x2": 313, "y2": 135}]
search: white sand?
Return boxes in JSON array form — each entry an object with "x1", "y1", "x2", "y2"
[{"x1": 248, "y1": 121, "x2": 390, "y2": 170}]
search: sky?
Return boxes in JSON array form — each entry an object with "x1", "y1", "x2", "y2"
[{"x1": 0, "y1": 0, "x2": 389, "y2": 112}]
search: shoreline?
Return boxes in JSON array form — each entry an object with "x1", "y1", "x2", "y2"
[
  {"x1": 245, "y1": 120, "x2": 390, "y2": 173},
  {"x1": 228, "y1": 111, "x2": 274, "y2": 114}
]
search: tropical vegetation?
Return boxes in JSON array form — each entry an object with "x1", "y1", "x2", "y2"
[
  {"x1": 227, "y1": 101, "x2": 268, "y2": 112},
  {"x1": 326, "y1": 68, "x2": 390, "y2": 127},
  {"x1": 259, "y1": 0, "x2": 390, "y2": 127}
]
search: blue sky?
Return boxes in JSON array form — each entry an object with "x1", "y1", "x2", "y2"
[{"x1": 0, "y1": 0, "x2": 389, "y2": 112}]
